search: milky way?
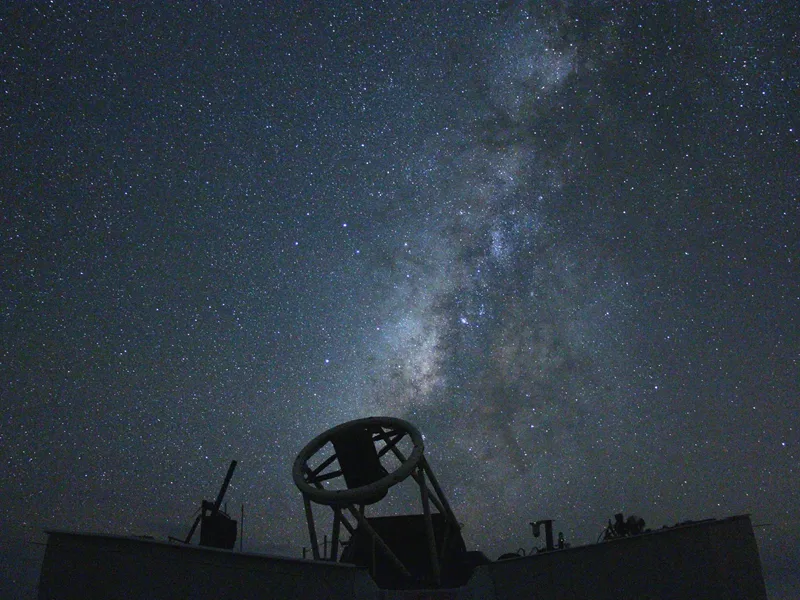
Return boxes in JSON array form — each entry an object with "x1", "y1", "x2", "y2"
[{"x1": 349, "y1": 8, "x2": 642, "y2": 534}]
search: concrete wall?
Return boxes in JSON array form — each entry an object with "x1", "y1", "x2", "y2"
[
  {"x1": 38, "y1": 531, "x2": 378, "y2": 600},
  {"x1": 486, "y1": 515, "x2": 767, "y2": 600},
  {"x1": 38, "y1": 516, "x2": 767, "y2": 600}
]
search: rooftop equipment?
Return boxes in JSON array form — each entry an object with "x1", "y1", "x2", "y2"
[{"x1": 170, "y1": 459, "x2": 238, "y2": 550}]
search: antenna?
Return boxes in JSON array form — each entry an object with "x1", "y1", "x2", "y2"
[{"x1": 170, "y1": 460, "x2": 239, "y2": 550}]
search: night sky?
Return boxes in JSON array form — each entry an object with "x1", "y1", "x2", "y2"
[{"x1": 2, "y1": 2, "x2": 798, "y2": 598}]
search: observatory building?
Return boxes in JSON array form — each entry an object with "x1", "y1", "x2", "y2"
[{"x1": 38, "y1": 417, "x2": 768, "y2": 599}]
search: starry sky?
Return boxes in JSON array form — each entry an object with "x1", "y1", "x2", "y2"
[{"x1": 1, "y1": 2, "x2": 798, "y2": 598}]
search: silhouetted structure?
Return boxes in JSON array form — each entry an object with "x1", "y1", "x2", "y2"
[
  {"x1": 38, "y1": 417, "x2": 768, "y2": 599},
  {"x1": 292, "y1": 417, "x2": 469, "y2": 588},
  {"x1": 602, "y1": 512, "x2": 647, "y2": 540},
  {"x1": 169, "y1": 459, "x2": 238, "y2": 550}
]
